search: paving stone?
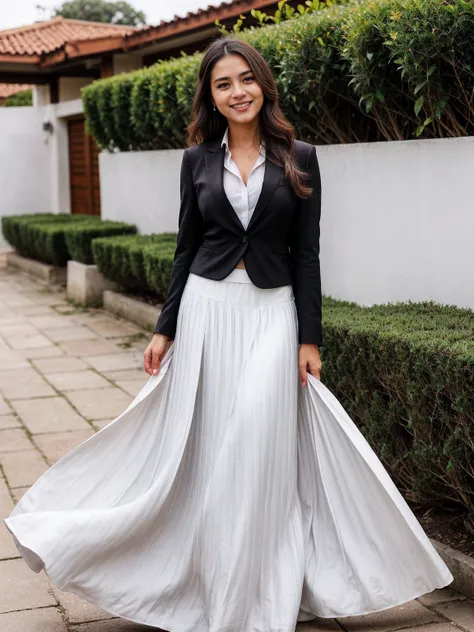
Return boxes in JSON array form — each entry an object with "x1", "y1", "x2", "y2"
[
  {"x1": 83, "y1": 317, "x2": 144, "y2": 338},
  {"x1": 0, "y1": 323, "x2": 39, "y2": 337},
  {"x1": 103, "y1": 369, "x2": 146, "y2": 382},
  {"x1": 0, "y1": 482, "x2": 17, "y2": 559},
  {"x1": 0, "y1": 414, "x2": 20, "y2": 431},
  {"x1": 92, "y1": 419, "x2": 115, "y2": 431},
  {"x1": 116, "y1": 379, "x2": 148, "y2": 397},
  {"x1": 418, "y1": 587, "x2": 466, "y2": 606},
  {"x1": 2, "y1": 296, "x2": 35, "y2": 308},
  {"x1": 433, "y1": 599, "x2": 474, "y2": 631},
  {"x1": 0, "y1": 394, "x2": 14, "y2": 414},
  {"x1": 0, "y1": 606, "x2": 67, "y2": 632},
  {"x1": 70, "y1": 617, "x2": 155, "y2": 631},
  {"x1": 50, "y1": 584, "x2": 115, "y2": 624},
  {"x1": 19, "y1": 345, "x2": 64, "y2": 359},
  {"x1": 336, "y1": 600, "x2": 441, "y2": 631},
  {"x1": 65, "y1": 388, "x2": 132, "y2": 421},
  {"x1": 23, "y1": 305, "x2": 58, "y2": 316},
  {"x1": 0, "y1": 350, "x2": 31, "y2": 370},
  {"x1": 0, "y1": 558, "x2": 57, "y2": 612},
  {"x1": 33, "y1": 356, "x2": 89, "y2": 374},
  {"x1": 85, "y1": 351, "x2": 143, "y2": 372},
  {"x1": 59, "y1": 338, "x2": 123, "y2": 357},
  {"x1": 0, "y1": 449, "x2": 48, "y2": 487},
  {"x1": 10, "y1": 486, "x2": 30, "y2": 503},
  {"x1": 0, "y1": 428, "x2": 34, "y2": 453},
  {"x1": 7, "y1": 333, "x2": 55, "y2": 350},
  {"x1": 408, "y1": 624, "x2": 467, "y2": 632},
  {"x1": 28, "y1": 315, "x2": 82, "y2": 330},
  {"x1": 45, "y1": 370, "x2": 111, "y2": 391},
  {"x1": 12, "y1": 396, "x2": 91, "y2": 434},
  {"x1": 45, "y1": 326, "x2": 99, "y2": 342},
  {"x1": 0, "y1": 368, "x2": 55, "y2": 400},
  {"x1": 35, "y1": 429, "x2": 95, "y2": 464}
]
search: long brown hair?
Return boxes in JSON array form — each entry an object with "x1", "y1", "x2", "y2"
[{"x1": 187, "y1": 37, "x2": 312, "y2": 199}]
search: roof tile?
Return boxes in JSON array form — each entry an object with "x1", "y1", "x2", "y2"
[{"x1": 0, "y1": 16, "x2": 137, "y2": 57}]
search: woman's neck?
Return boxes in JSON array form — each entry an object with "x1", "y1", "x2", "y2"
[{"x1": 227, "y1": 122, "x2": 261, "y2": 150}]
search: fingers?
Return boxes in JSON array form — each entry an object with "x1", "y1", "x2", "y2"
[
  {"x1": 298, "y1": 361, "x2": 307, "y2": 387},
  {"x1": 151, "y1": 349, "x2": 161, "y2": 376},
  {"x1": 144, "y1": 347, "x2": 152, "y2": 375}
]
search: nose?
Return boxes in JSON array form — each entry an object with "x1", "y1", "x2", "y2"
[{"x1": 231, "y1": 83, "x2": 246, "y2": 99}]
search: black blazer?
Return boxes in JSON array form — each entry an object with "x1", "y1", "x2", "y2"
[{"x1": 153, "y1": 135, "x2": 323, "y2": 346}]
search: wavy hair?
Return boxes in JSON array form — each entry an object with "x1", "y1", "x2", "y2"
[{"x1": 186, "y1": 38, "x2": 312, "y2": 199}]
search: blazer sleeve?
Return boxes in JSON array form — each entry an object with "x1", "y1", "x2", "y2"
[
  {"x1": 153, "y1": 148, "x2": 204, "y2": 339},
  {"x1": 289, "y1": 144, "x2": 323, "y2": 347}
]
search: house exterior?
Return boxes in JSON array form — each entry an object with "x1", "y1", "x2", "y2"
[{"x1": 0, "y1": 0, "x2": 291, "y2": 226}]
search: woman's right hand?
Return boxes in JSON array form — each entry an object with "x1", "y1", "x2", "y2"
[{"x1": 143, "y1": 333, "x2": 171, "y2": 376}]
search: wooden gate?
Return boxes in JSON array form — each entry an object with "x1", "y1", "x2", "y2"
[{"x1": 67, "y1": 116, "x2": 101, "y2": 216}]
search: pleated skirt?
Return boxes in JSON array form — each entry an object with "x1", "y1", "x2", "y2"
[{"x1": 4, "y1": 267, "x2": 453, "y2": 632}]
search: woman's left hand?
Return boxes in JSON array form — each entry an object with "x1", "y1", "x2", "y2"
[{"x1": 298, "y1": 344, "x2": 322, "y2": 386}]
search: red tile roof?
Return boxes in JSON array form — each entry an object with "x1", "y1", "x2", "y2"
[
  {"x1": 0, "y1": 16, "x2": 137, "y2": 59},
  {"x1": 0, "y1": 83, "x2": 33, "y2": 98}
]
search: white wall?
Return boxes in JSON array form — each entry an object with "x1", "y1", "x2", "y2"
[
  {"x1": 0, "y1": 98, "x2": 84, "y2": 249},
  {"x1": 100, "y1": 136, "x2": 474, "y2": 311},
  {"x1": 100, "y1": 149, "x2": 184, "y2": 233},
  {"x1": 0, "y1": 107, "x2": 53, "y2": 248}
]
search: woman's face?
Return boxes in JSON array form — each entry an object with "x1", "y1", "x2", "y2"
[{"x1": 210, "y1": 53, "x2": 264, "y2": 126}]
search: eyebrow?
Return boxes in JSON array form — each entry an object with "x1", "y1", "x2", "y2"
[{"x1": 213, "y1": 69, "x2": 253, "y2": 84}]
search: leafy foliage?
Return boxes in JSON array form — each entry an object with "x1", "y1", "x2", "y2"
[
  {"x1": 50, "y1": 0, "x2": 146, "y2": 26},
  {"x1": 82, "y1": 0, "x2": 474, "y2": 148},
  {"x1": 3, "y1": 89, "x2": 33, "y2": 107}
]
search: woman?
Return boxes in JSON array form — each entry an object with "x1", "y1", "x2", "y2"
[{"x1": 5, "y1": 38, "x2": 453, "y2": 631}]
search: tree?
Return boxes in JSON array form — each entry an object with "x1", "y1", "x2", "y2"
[{"x1": 49, "y1": 0, "x2": 147, "y2": 26}]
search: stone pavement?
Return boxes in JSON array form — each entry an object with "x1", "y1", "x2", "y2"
[{"x1": 0, "y1": 263, "x2": 473, "y2": 632}]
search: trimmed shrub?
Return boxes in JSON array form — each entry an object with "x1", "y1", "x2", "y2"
[
  {"x1": 64, "y1": 221, "x2": 138, "y2": 264},
  {"x1": 321, "y1": 297, "x2": 474, "y2": 531},
  {"x1": 91, "y1": 233, "x2": 177, "y2": 298},
  {"x1": 2, "y1": 214, "x2": 90, "y2": 261},
  {"x1": 82, "y1": 0, "x2": 474, "y2": 148},
  {"x1": 1, "y1": 214, "x2": 137, "y2": 266}
]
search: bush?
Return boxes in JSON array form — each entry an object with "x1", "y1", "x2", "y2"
[
  {"x1": 321, "y1": 297, "x2": 474, "y2": 532},
  {"x1": 82, "y1": 0, "x2": 474, "y2": 148},
  {"x1": 91, "y1": 233, "x2": 177, "y2": 298},
  {"x1": 3, "y1": 89, "x2": 33, "y2": 107},
  {"x1": 1, "y1": 214, "x2": 137, "y2": 266},
  {"x1": 64, "y1": 221, "x2": 137, "y2": 264}
]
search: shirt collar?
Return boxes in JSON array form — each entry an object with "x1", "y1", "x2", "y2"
[{"x1": 221, "y1": 126, "x2": 266, "y2": 158}]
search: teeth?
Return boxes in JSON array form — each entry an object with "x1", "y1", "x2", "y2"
[{"x1": 232, "y1": 102, "x2": 251, "y2": 109}]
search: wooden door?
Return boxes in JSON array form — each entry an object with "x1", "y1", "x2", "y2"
[{"x1": 68, "y1": 117, "x2": 101, "y2": 216}]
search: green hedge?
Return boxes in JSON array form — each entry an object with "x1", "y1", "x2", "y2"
[
  {"x1": 91, "y1": 233, "x2": 177, "y2": 298},
  {"x1": 3, "y1": 89, "x2": 33, "y2": 107},
  {"x1": 322, "y1": 298, "x2": 474, "y2": 531},
  {"x1": 2, "y1": 214, "x2": 137, "y2": 266},
  {"x1": 82, "y1": 0, "x2": 474, "y2": 148}
]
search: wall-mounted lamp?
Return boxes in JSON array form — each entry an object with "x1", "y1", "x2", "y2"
[{"x1": 42, "y1": 121, "x2": 54, "y2": 134}]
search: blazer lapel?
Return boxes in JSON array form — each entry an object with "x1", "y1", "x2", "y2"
[{"x1": 204, "y1": 136, "x2": 281, "y2": 232}]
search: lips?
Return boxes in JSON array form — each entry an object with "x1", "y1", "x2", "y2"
[{"x1": 231, "y1": 101, "x2": 252, "y2": 111}]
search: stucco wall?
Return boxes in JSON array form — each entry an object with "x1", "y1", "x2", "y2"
[
  {"x1": 100, "y1": 136, "x2": 474, "y2": 311},
  {"x1": 0, "y1": 107, "x2": 54, "y2": 249}
]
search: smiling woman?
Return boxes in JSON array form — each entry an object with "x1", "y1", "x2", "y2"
[{"x1": 4, "y1": 35, "x2": 454, "y2": 632}]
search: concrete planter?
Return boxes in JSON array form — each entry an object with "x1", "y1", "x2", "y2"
[
  {"x1": 431, "y1": 538, "x2": 474, "y2": 600},
  {"x1": 6, "y1": 251, "x2": 67, "y2": 285},
  {"x1": 67, "y1": 260, "x2": 120, "y2": 306},
  {"x1": 103, "y1": 289, "x2": 161, "y2": 331}
]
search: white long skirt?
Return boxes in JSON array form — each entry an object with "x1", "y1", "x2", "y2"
[{"x1": 4, "y1": 267, "x2": 453, "y2": 631}]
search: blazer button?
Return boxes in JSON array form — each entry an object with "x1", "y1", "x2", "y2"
[{"x1": 241, "y1": 236, "x2": 247, "y2": 243}]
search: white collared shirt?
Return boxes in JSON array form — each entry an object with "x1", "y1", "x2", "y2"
[{"x1": 221, "y1": 126, "x2": 266, "y2": 230}]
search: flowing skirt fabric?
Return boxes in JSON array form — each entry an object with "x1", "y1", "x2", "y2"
[{"x1": 4, "y1": 268, "x2": 453, "y2": 631}]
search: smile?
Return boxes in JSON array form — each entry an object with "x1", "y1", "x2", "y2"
[{"x1": 231, "y1": 101, "x2": 252, "y2": 111}]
